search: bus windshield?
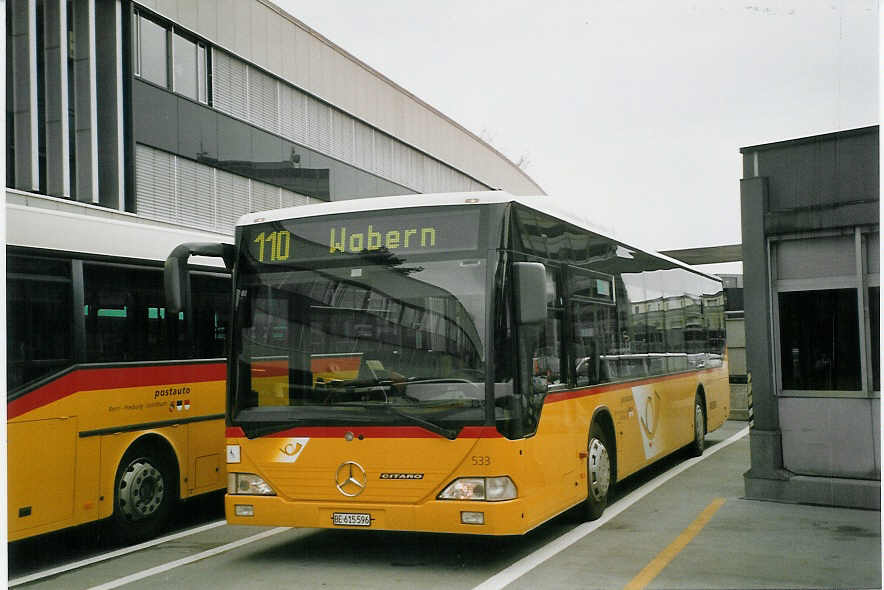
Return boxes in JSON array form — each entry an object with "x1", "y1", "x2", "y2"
[{"x1": 231, "y1": 256, "x2": 488, "y2": 438}]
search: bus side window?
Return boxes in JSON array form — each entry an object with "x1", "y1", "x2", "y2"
[
  {"x1": 520, "y1": 266, "x2": 564, "y2": 398},
  {"x1": 7, "y1": 255, "x2": 74, "y2": 391},
  {"x1": 571, "y1": 301, "x2": 617, "y2": 387},
  {"x1": 84, "y1": 264, "x2": 182, "y2": 362},
  {"x1": 191, "y1": 274, "x2": 231, "y2": 359},
  {"x1": 567, "y1": 267, "x2": 618, "y2": 388},
  {"x1": 541, "y1": 268, "x2": 565, "y2": 390}
]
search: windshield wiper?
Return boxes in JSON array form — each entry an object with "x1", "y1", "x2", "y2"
[{"x1": 383, "y1": 405, "x2": 459, "y2": 440}]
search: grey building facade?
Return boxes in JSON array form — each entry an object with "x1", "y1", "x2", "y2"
[
  {"x1": 6, "y1": 0, "x2": 543, "y2": 242},
  {"x1": 740, "y1": 126, "x2": 879, "y2": 509}
]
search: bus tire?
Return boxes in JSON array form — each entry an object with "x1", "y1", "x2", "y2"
[
  {"x1": 689, "y1": 393, "x2": 706, "y2": 457},
  {"x1": 111, "y1": 440, "x2": 176, "y2": 543},
  {"x1": 584, "y1": 422, "x2": 613, "y2": 521}
]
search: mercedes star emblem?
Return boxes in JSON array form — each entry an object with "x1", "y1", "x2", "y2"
[{"x1": 335, "y1": 461, "x2": 368, "y2": 497}]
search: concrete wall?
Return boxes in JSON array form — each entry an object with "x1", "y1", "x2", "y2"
[{"x1": 133, "y1": 0, "x2": 544, "y2": 196}]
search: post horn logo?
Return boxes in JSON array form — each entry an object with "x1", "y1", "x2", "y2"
[
  {"x1": 640, "y1": 390, "x2": 662, "y2": 440},
  {"x1": 335, "y1": 461, "x2": 368, "y2": 497},
  {"x1": 281, "y1": 442, "x2": 303, "y2": 456}
]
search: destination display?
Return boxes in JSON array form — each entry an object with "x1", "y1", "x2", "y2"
[{"x1": 243, "y1": 208, "x2": 481, "y2": 264}]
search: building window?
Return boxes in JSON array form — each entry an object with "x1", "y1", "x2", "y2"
[
  {"x1": 197, "y1": 44, "x2": 207, "y2": 103},
  {"x1": 134, "y1": 12, "x2": 168, "y2": 87},
  {"x1": 133, "y1": 10, "x2": 207, "y2": 104},
  {"x1": 778, "y1": 289, "x2": 861, "y2": 391},
  {"x1": 172, "y1": 32, "x2": 207, "y2": 103}
]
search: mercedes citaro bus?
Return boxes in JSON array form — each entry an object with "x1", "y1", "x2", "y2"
[{"x1": 166, "y1": 191, "x2": 728, "y2": 535}]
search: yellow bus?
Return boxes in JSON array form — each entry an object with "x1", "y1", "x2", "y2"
[
  {"x1": 7, "y1": 202, "x2": 232, "y2": 543},
  {"x1": 167, "y1": 191, "x2": 729, "y2": 535}
]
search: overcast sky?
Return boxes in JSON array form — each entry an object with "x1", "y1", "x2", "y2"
[{"x1": 274, "y1": 1, "x2": 879, "y2": 273}]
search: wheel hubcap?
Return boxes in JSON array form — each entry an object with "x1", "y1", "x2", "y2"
[
  {"x1": 118, "y1": 459, "x2": 164, "y2": 521},
  {"x1": 587, "y1": 437, "x2": 610, "y2": 502}
]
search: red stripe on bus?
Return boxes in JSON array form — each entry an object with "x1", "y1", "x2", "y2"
[
  {"x1": 8, "y1": 363, "x2": 226, "y2": 419},
  {"x1": 226, "y1": 425, "x2": 501, "y2": 439}
]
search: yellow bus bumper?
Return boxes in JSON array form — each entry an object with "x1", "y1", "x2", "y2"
[{"x1": 225, "y1": 493, "x2": 534, "y2": 535}]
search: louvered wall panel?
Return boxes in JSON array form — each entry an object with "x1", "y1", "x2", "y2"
[
  {"x1": 427, "y1": 159, "x2": 442, "y2": 193},
  {"x1": 306, "y1": 96, "x2": 331, "y2": 155},
  {"x1": 280, "y1": 186, "x2": 314, "y2": 208},
  {"x1": 441, "y1": 166, "x2": 455, "y2": 193},
  {"x1": 215, "y1": 169, "x2": 250, "y2": 233},
  {"x1": 135, "y1": 145, "x2": 176, "y2": 223},
  {"x1": 250, "y1": 180, "x2": 280, "y2": 212},
  {"x1": 213, "y1": 50, "x2": 249, "y2": 121},
  {"x1": 330, "y1": 110, "x2": 354, "y2": 163},
  {"x1": 354, "y1": 120, "x2": 373, "y2": 171},
  {"x1": 391, "y1": 141, "x2": 409, "y2": 187},
  {"x1": 411, "y1": 149, "x2": 424, "y2": 192},
  {"x1": 248, "y1": 66, "x2": 279, "y2": 133},
  {"x1": 176, "y1": 157, "x2": 216, "y2": 231},
  {"x1": 373, "y1": 132, "x2": 392, "y2": 178},
  {"x1": 279, "y1": 84, "x2": 307, "y2": 145}
]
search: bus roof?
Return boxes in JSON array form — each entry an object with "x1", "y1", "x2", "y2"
[{"x1": 236, "y1": 191, "x2": 720, "y2": 282}]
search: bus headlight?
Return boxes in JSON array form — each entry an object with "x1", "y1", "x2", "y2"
[
  {"x1": 228, "y1": 473, "x2": 276, "y2": 496},
  {"x1": 438, "y1": 476, "x2": 517, "y2": 501}
]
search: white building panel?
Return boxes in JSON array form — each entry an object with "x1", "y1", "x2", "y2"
[
  {"x1": 290, "y1": 23, "x2": 311, "y2": 89},
  {"x1": 250, "y1": 1, "x2": 270, "y2": 71},
  {"x1": 196, "y1": 0, "x2": 217, "y2": 41},
  {"x1": 233, "y1": 0, "x2": 250, "y2": 57},
  {"x1": 266, "y1": 7, "x2": 284, "y2": 75},
  {"x1": 175, "y1": 0, "x2": 197, "y2": 31},
  {"x1": 214, "y1": 0, "x2": 235, "y2": 49}
]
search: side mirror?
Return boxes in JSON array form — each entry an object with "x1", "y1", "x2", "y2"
[
  {"x1": 165, "y1": 242, "x2": 235, "y2": 314},
  {"x1": 513, "y1": 262, "x2": 547, "y2": 325}
]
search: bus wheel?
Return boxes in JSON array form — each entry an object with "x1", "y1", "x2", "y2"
[
  {"x1": 690, "y1": 394, "x2": 706, "y2": 457},
  {"x1": 585, "y1": 422, "x2": 612, "y2": 521},
  {"x1": 112, "y1": 442, "x2": 175, "y2": 543}
]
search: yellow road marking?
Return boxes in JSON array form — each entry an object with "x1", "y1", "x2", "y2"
[{"x1": 624, "y1": 497, "x2": 727, "y2": 590}]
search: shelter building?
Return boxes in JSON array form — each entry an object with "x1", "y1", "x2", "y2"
[{"x1": 740, "y1": 126, "x2": 879, "y2": 509}]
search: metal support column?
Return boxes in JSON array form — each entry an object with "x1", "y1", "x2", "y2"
[
  {"x1": 10, "y1": 0, "x2": 38, "y2": 191},
  {"x1": 43, "y1": 0, "x2": 70, "y2": 197},
  {"x1": 95, "y1": 0, "x2": 124, "y2": 210},
  {"x1": 72, "y1": 0, "x2": 98, "y2": 203}
]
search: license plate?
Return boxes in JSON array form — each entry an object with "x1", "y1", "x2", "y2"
[{"x1": 332, "y1": 512, "x2": 371, "y2": 527}]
